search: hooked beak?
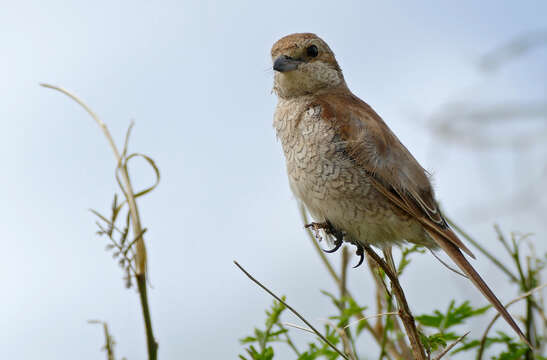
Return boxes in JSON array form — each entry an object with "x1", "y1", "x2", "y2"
[{"x1": 273, "y1": 55, "x2": 303, "y2": 72}]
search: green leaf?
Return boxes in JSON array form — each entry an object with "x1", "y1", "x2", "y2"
[
  {"x1": 419, "y1": 331, "x2": 459, "y2": 353},
  {"x1": 416, "y1": 300, "x2": 490, "y2": 331},
  {"x1": 239, "y1": 298, "x2": 291, "y2": 358},
  {"x1": 397, "y1": 245, "x2": 425, "y2": 275},
  {"x1": 242, "y1": 345, "x2": 275, "y2": 360},
  {"x1": 240, "y1": 336, "x2": 258, "y2": 344},
  {"x1": 320, "y1": 290, "x2": 343, "y2": 310},
  {"x1": 415, "y1": 312, "x2": 444, "y2": 328},
  {"x1": 265, "y1": 298, "x2": 286, "y2": 330},
  {"x1": 490, "y1": 331, "x2": 529, "y2": 360}
]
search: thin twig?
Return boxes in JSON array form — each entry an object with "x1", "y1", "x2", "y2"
[
  {"x1": 233, "y1": 261, "x2": 349, "y2": 360},
  {"x1": 300, "y1": 205, "x2": 402, "y2": 359},
  {"x1": 341, "y1": 246, "x2": 349, "y2": 299},
  {"x1": 344, "y1": 312, "x2": 399, "y2": 329},
  {"x1": 284, "y1": 322, "x2": 316, "y2": 335},
  {"x1": 433, "y1": 332, "x2": 469, "y2": 360},
  {"x1": 325, "y1": 320, "x2": 358, "y2": 360},
  {"x1": 368, "y1": 255, "x2": 405, "y2": 360},
  {"x1": 367, "y1": 253, "x2": 407, "y2": 360},
  {"x1": 364, "y1": 245, "x2": 426, "y2": 360},
  {"x1": 378, "y1": 297, "x2": 394, "y2": 360},
  {"x1": 493, "y1": 225, "x2": 513, "y2": 258},
  {"x1": 339, "y1": 247, "x2": 360, "y2": 359},
  {"x1": 506, "y1": 231, "x2": 536, "y2": 359},
  {"x1": 477, "y1": 282, "x2": 547, "y2": 360}
]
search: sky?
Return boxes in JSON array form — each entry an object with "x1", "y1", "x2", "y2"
[{"x1": 1, "y1": 1, "x2": 547, "y2": 359}]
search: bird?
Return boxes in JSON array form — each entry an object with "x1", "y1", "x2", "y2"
[{"x1": 271, "y1": 32, "x2": 529, "y2": 346}]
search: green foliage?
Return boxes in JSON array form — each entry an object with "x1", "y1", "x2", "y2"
[
  {"x1": 239, "y1": 345, "x2": 274, "y2": 360},
  {"x1": 321, "y1": 291, "x2": 368, "y2": 335},
  {"x1": 239, "y1": 291, "x2": 364, "y2": 359},
  {"x1": 240, "y1": 232, "x2": 547, "y2": 359},
  {"x1": 491, "y1": 332, "x2": 529, "y2": 360},
  {"x1": 397, "y1": 245, "x2": 426, "y2": 275},
  {"x1": 239, "y1": 298, "x2": 292, "y2": 360},
  {"x1": 416, "y1": 300, "x2": 490, "y2": 331},
  {"x1": 296, "y1": 326, "x2": 341, "y2": 360}
]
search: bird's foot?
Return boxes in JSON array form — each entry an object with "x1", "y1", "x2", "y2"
[
  {"x1": 304, "y1": 221, "x2": 336, "y2": 242},
  {"x1": 323, "y1": 235, "x2": 344, "y2": 253},
  {"x1": 304, "y1": 221, "x2": 345, "y2": 253}
]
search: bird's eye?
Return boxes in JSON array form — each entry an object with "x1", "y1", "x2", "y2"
[{"x1": 306, "y1": 45, "x2": 319, "y2": 58}]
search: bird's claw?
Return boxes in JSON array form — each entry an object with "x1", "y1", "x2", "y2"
[
  {"x1": 323, "y1": 237, "x2": 343, "y2": 253},
  {"x1": 305, "y1": 221, "x2": 365, "y2": 267},
  {"x1": 352, "y1": 243, "x2": 365, "y2": 268},
  {"x1": 305, "y1": 221, "x2": 346, "y2": 253}
]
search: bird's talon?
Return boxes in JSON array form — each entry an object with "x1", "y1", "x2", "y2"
[
  {"x1": 353, "y1": 244, "x2": 365, "y2": 268},
  {"x1": 323, "y1": 238, "x2": 343, "y2": 253}
]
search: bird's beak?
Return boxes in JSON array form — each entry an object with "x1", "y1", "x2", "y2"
[{"x1": 273, "y1": 55, "x2": 303, "y2": 73}]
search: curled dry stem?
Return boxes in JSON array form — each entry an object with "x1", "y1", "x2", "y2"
[
  {"x1": 40, "y1": 83, "x2": 147, "y2": 274},
  {"x1": 41, "y1": 84, "x2": 158, "y2": 360}
]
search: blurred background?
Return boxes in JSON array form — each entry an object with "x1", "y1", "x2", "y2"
[{"x1": 1, "y1": 0, "x2": 546, "y2": 358}]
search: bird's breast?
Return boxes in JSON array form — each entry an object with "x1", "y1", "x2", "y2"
[
  {"x1": 274, "y1": 99, "x2": 373, "y2": 211},
  {"x1": 273, "y1": 98, "x2": 425, "y2": 247}
]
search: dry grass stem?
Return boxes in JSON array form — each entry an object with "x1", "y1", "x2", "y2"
[
  {"x1": 283, "y1": 322, "x2": 316, "y2": 335},
  {"x1": 433, "y1": 332, "x2": 469, "y2": 360},
  {"x1": 40, "y1": 83, "x2": 148, "y2": 274},
  {"x1": 233, "y1": 260, "x2": 350, "y2": 360},
  {"x1": 344, "y1": 312, "x2": 400, "y2": 329},
  {"x1": 42, "y1": 84, "x2": 158, "y2": 360},
  {"x1": 325, "y1": 319, "x2": 358, "y2": 360}
]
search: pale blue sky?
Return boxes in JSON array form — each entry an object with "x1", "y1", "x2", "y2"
[{"x1": 1, "y1": 1, "x2": 546, "y2": 359}]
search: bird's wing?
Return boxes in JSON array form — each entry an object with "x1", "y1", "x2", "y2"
[
  {"x1": 311, "y1": 91, "x2": 530, "y2": 347},
  {"x1": 313, "y1": 92, "x2": 474, "y2": 257}
]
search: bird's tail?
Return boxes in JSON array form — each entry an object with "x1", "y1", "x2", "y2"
[{"x1": 426, "y1": 229, "x2": 532, "y2": 348}]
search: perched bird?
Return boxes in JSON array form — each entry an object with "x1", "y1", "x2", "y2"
[{"x1": 271, "y1": 33, "x2": 528, "y2": 345}]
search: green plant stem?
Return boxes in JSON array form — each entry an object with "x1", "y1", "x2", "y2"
[
  {"x1": 340, "y1": 248, "x2": 360, "y2": 360},
  {"x1": 446, "y1": 217, "x2": 518, "y2": 282},
  {"x1": 378, "y1": 295, "x2": 393, "y2": 360},
  {"x1": 137, "y1": 274, "x2": 158, "y2": 360},
  {"x1": 509, "y1": 235, "x2": 534, "y2": 360}
]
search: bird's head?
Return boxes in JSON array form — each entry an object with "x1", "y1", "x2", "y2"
[{"x1": 271, "y1": 33, "x2": 346, "y2": 99}]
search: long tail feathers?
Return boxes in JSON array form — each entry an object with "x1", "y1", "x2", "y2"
[{"x1": 426, "y1": 229, "x2": 532, "y2": 348}]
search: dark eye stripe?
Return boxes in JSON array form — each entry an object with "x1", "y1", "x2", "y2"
[{"x1": 307, "y1": 45, "x2": 318, "y2": 58}]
